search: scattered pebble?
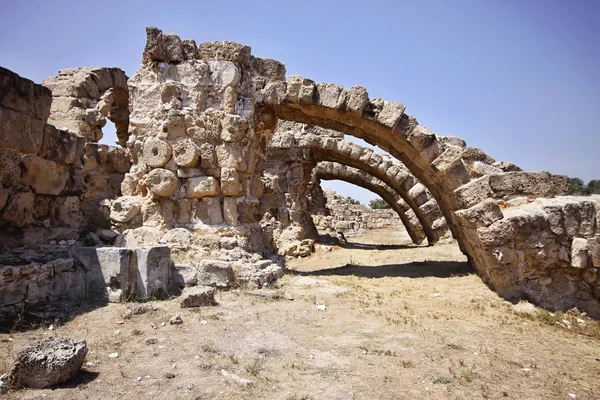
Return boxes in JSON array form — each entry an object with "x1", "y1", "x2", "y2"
[
  {"x1": 170, "y1": 315, "x2": 183, "y2": 325},
  {"x1": 316, "y1": 304, "x2": 327, "y2": 311},
  {"x1": 85, "y1": 362, "x2": 96, "y2": 368},
  {"x1": 200, "y1": 320, "x2": 208, "y2": 325},
  {"x1": 114, "y1": 330, "x2": 121, "y2": 335},
  {"x1": 48, "y1": 324, "x2": 54, "y2": 330},
  {"x1": 432, "y1": 293, "x2": 441, "y2": 297},
  {"x1": 568, "y1": 394, "x2": 577, "y2": 399},
  {"x1": 137, "y1": 376, "x2": 142, "y2": 382},
  {"x1": 108, "y1": 352, "x2": 119, "y2": 359}
]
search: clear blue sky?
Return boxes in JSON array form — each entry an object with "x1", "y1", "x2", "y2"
[{"x1": 1, "y1": 0, "x2": 598, "y2": 205}]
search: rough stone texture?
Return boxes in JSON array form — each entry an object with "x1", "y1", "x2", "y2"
[
  {"x1": 8, "y1": 337, "x2": 88, "y2": 389},
  {"x1": 42, "y1": 67, "x2": 129, "y2": 145},
  {"x1": 179, "y1": 286, "x2": 217, "y2": 308},
  {"x1": 135, "y1": 246, "x2": 171, "y2": 299}
]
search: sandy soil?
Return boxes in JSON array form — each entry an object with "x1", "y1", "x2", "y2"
[{"x1": 1, "y1": 228, "x2": 600, "y2": 399}]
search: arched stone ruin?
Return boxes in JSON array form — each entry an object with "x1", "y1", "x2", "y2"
[
  {"x1": 1, "y1": 26, "x2": 600, "y2": 322},
  {"x1": 313, "y1": 161, "x2": 428, "y2": 244}
]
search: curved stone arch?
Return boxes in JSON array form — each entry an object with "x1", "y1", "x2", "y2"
[
  {"x1": 271, "y1": 124, "x2": 450, "y2": 243},
  {"x1": 42, "y1": 67, "x2": 130, "y2": 146},
  {"x1": 314, "y1": 162, "x2": 428, "y2": 244},
  {"x1": 260, "y1": 76, "x2": 568, "y2": 297}
]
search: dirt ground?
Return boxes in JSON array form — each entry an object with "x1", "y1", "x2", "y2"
[{"x1": 2, "y1": 227, "x2": 600, "y2": 400}]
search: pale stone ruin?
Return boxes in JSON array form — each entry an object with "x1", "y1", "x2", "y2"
[
  {"x1": 1, "y1": 25, "x2": 600, "y2": 331},
  {"x1": 312, "y1": 188, "x2": 404, "y2": 237}
]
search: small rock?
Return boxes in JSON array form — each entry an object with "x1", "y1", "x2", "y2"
[
  {"x1": 170, "y1": 315, "x2": 183, "y2": 325},
  {"x1": 221, "y1": 369, "x2": 254, "y2": 387},
  {"x1": 512, "y1": 301, "x2": 537, "y2": 315},
  {"x1": 108, "y1": 352, "x2": 119, "y2": 359},
  {"x1": 316, "y1": 304, "x2": 327, "y2": 311},
  {"x1": 114, "y1": 330, "x2": 121, "y2": 335},
  {"x1": 85, "y1": 362, "x2": 95, "y2": 368},
  {"x1": 48, "y1": 324, "x2": 54, "y2": 330},
  {"x1": 137, "y1": 376, "x2": 142, "y2": 381},
  {"x1": 568, "y1": 394, "x2": 577, "y2": 399},
  {"x1": 432, "y1": 293, "x2": 441, "y2": 297},
  {"x1": 200, "y1": 320, "x2": 208, "y2": 325}
]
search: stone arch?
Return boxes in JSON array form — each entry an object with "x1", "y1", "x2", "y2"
[
  {"x1": 42, "y1": 67, "x2": 130, "y2": 146},
  {"x1": 260, "y1": 75, "x2": 570, "y2": 300},
  {"x1": 271, "y1": 122, "x2": 450, "y2": 243},
  {"x1": 314, "y1": 162, "x2": 427, "y2": 244}
]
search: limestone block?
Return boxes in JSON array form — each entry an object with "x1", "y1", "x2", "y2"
[
  {"x1": 161, "y1": 228, "x2": 192, "y2": 244},
  {"x1": 146, "y1": 168, "x2": 180, "y2": 197},
  {"x1": 454, "y1": 176, "x2": 493, "y2": 209},
  {"x1": 471, "y1": 161, "x2": 503, "y2": 176},
  {"x1": 143, "y1": 26, "x2": 167, "y2": 63},
  {"x1": 21, "y1": 155, "x2": 68, "y2": 195},
  {"x1": 143, "y1": 138, "x2": 172, "y2": 167},
  {"x1": 476, "y1": 219, "x2": 514, "y2": 247},
  {"x1": 455, "y1": 198, "x2": 504, "y2": 229},
  {"x1": 251, "y1": 56, "x2": 286, "y2": 82},
  {"x1": 209, "y1": 61, "x2": 240, "y2": 88},
  {"x1": 315, "y1": 83, "x2": 345, "y2": 109},
  {"x1": 200, "y1": 143, "x2": 218, "y2": 173},
  {"x1": 115, "y1": 227, "x2": 164, "y2": 248},
  {"x1": 298, "y1": 78, "x2": 315, "y2": 104},
  {"x1": 377, "y1": 101, "x2": 405, "y2": 128},
  {"x1": 1, "y1": 192, "x2": 35, "y2": 226},
  {"x1": 163, "y1": 33, "x2": 184, "y2": 62},
  {"x1": 0, "y1": 66, "x2": 52, "y2": 120},
  {"x1": 179, "y1": 286, "x2": 217, "y2": 308},
  {"x1": 223, "y1": 86, "x2": 237, "y2": 113},
  {"x1": 135, "y1": 246, "x2": 171, "y2": 299},
  {"x1": 187, "y1": 176, "x2": 220, "y2": 198},
  {"x1": 571, "y1": 238, "x2": 589, "y2": 268},
  {"x1": 56, "y1": 196, "x2": 81, "y2": 228},
  {"x1": 221, "y1": 115, "x2": 246, "y2": 142},
  {"x1": 173, "y1": 138, "x2": 200, "y2": 167},
  {"x1": 489, "y1": 172, "x2": 568, "y2": 198},
  {"x1": 216, "y1": 144, "x2": 246, "y2": 171},
  {"x1": 0, "y1": 148, "x2": 22, "y2": 188},
  {"x1": 120, "y1": 174, "x2": 138, "y2": 196},
  {"x1": 346, "y1": 86, "x2": 369, "y2": 116},
  {"x1": 221, "y1": 168, "x2": 242, "y2": 196},
  {"x1": 175, "y1": 199, "x2": 192, "y2": 224},
  {"x1": 197, "y1": 260, "x2": 235, "y2": 288},
  {"x1": 71, "y1": 247, "x2": 135, "y2": 303},
  {"x1": 110, "y1": 196, "x2": 141, "y2": 223},
  {"x1": 588, "y1": 235, "x2": 600, "y2": 267},
  {"x1": 40, "y1": 125, "x2": 85, "y2": 165},
  {"x1": 8, "y1": 337, "x2": 88, "y2": 389},
  {"x1": 582, "y1": 268, "x2": 597, "y2": 283},
  {"x1": 223, "y1": 197, "x2": 238, "y2": 226},
  {"x1": 286, "y1": 75, "x2": 303, "y2": 103},
  {"x1": 182, "y1": 39, "x2": 198, "y2": 59},
  {"x1": 162, "y1": 116, "x2": 186, "y2": 139},
  {"x1": 197, "y1": 40, "x2": 251, "y2": 65}
]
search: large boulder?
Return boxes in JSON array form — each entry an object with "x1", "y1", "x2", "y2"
[
  {"x1": 179, "y1": 286, "x2": 217, "y2": 308},
  {"x1": 8, "y1": 337, "x2": 87, "y2": 389}
]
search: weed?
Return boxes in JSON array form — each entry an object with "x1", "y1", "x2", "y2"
[
  {"x1": 432, "y1": 375, "x2": 452, "y2": 384},
  {"x1": 244, "y1": 357, "x2": 265, "y2": 376}
]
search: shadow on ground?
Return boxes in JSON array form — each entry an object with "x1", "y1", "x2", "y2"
[
  {"x1": 290, "y1": 260, "x2": 473, "y2": 279},
  {"x1": 336, "y1": 241, "x2": 419, "y2": 251}
]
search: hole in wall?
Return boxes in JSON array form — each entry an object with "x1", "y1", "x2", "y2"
[{"x1": 98, "y1": 119, "x2": 118, "y2": 146}]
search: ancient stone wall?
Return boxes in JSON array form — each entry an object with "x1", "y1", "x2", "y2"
[
  {"x1": 312, "y1": 188, "x2": 403, "y2": 237},
  {"x1": 0, "y1": 67, "x2": 128, "y2": 250}
]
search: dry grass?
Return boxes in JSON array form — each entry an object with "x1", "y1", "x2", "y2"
[{"x1": 1, "y1": 228, "x2": 599, "y2": 399}]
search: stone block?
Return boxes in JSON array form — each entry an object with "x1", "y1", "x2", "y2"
[
  {"x1": 172, "y1": 138, "x2": 200, "y2": 167},
  {"x1": 489, "y1": 172, "x2": 568, "y2": 198},
  {"x1": 476, "y1": 219, "x2": 514, "y2": 247},
  {"x1": 0, "y1": 148, "x2": 22, "y2": 188},
  {"x1": 0, "y1": 107, "x2": 44, "y2": 155},
  {"x1": 56, "y1": 196, "x2": 81, "y2": 227},
  {"x1": 571, "y1": 238, "x2": 589, "y2": 268},
  {"x1": 40, "y1": 125, "x2": 85, "y2": 165},
  {"x1": 135, "y1": 246, "x2": 171, "y2": 299},
  {"x1": 221, "y1": 168, "x2": 242, "y2": 196},
  {"x1": 146, "y1": 168, "x2": 180, "y2": 197},
  {"x1": 1, "y1": 192, "x2": 35, "y2": 227},
  {"x1": 71, "y1": 247, "x2": 135, "y2": 303},
  {"x1": 0, "y1": 66, "x2": 52, "y2": 121},
  {"x1": 377, "y1": 101, "x2": 405, "y2": 128},
  {"x1": 110, "y1": 196, "x2": 141, "y2": 223},
  {"x1": 315, "y1": 82, "x2": 345, "y2": 109},
  {"x1": 164, "y1": 33, "x2": 184, "y2": 62},
  {"x1": 179, "y1": 286, "x2": 217, "y2": 308},
  {"x1": 455, "y1": 198, "x2": 504, "y2": 229},
  {"x1": 197, "y1": 40, "x2": 252, "y2": 65},
  {"x1": 298, "y1": 78, "x2": 315, "y2": 104},
  {"x1": 589, "y1": 235, "x2": 600, "y2": 267},
  {"x1": 21, "y1": 155, "x2": 68, "y2": 195},
  {"x1": 454, "y1": 176, "x2": 493, "y2": 209},
  {"x1": 187, "y1": 176, "x2": 220, "y2": 198},
  {"x1": 223, "y1": 196, "x2": 238, "y2": 226},
  {"x1": 182, "y1": 39, "x2": 198, "y2": 59},
  {"x1": 346, "y1": 86, "x2": 369, "y2": 116},
  {"x1": 197, "y1": 260, "x2": 235, "y2": 287},
  {"x1": 143, "y1": 138, "x2": 172, "y2": 167}
]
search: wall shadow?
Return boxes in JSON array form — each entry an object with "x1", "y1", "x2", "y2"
[{"x1": 290, "y1": 260, "x2": 473, "y2": 279}]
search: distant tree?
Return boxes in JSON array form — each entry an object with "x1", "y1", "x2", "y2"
[
  {"x1": 369, "y1": 198, "x2": 391, "y2": 209},
  {"x1": 587, "y1": 180, "x2": 600, "y2": 194},
  {"x1": 568, "y1": 177, "x2": 587, "y2": 195},
  {"x1": 346, "y1": 196, "x2": 361, "y2": 205}
]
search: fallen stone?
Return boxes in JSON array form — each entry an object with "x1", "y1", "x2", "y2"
[
  {"x1": 179, "y1": 286, "x2": 217, "y2": 308},
  {"x1": 8, "y1": 337, "x2": 87, "y2": 389},
  {"x1": 169, "y1": 314, "x2": 183, "y2": 324}
]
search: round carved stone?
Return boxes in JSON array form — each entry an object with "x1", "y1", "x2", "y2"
[
  {"x1": 172, "y1": 138, "x2": 200, "y2": 167},
  {"x1": 143, "y1": 138, "x2": 172, "y2": 168},
  {"x1": 146, "y1": 168, "x2": 180, "y2": 197}
]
